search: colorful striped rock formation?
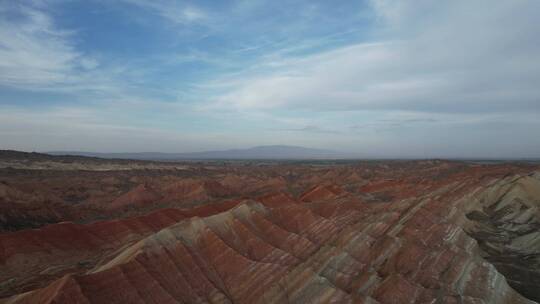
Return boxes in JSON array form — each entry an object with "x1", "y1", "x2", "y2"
[{"x1": 1, "y1": 156, "x2": 540, "y2": 303}]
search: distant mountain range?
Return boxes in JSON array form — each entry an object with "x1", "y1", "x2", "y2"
[{"x1": 47, "y1": 145, "x2": 349, "y2": 160}]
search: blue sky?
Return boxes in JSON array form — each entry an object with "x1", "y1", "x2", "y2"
[{"x1": 1, "y1": 0, "x2": 539, "y2": 157}]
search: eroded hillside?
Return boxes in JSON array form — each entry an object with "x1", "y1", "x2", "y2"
[{"x1": 1, "y1": 152, "x2": 539, "y2": 303}]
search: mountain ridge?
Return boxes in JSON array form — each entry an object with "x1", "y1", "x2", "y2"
[{"x1": 46, "y1": 145, "x2": 348, "y2": 160}]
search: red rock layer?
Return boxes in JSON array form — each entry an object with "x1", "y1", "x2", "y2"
[
  {"x1": 0, "y1": 200, "x2": 242, "y2": 298},
  {"x1": 3, "y1": 168, "x2": 539, "y2": 304},
  {"x1": 107, "y1": 184, "x2": 163, "y2": 210},
  {"x1": 299, "y1": 184, "x2": 344, "y2": 202},
  {"x1": 1, "y1": 162, "x2": 539, "y2": 303}
]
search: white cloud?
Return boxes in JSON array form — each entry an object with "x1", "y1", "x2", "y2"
[
  {"x1": 0, "y1": 3, "x2": 110, "y2": 91},
  {"x1": 121, "y1": 0, "x2": 207, "y2": 24},
  {"x1": 0, "y1": 6, "x2": 79, "y2": 87},
  {"x1": 208, "y1": 0, "x2": 540, "y2": 114},
  {"x1": 181, "y1": 6, "x2": 206, "y2": 22},
  {"x1": 0, "y1": 2, "x2": 170, "y2": 108},
  {"x1": 80, "y1": 58, "x2": 99, "y2": 70}
]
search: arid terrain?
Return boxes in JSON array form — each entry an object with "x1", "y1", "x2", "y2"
[{"x1": 1, "y1": 151, "x2": 540, "y2": 303}]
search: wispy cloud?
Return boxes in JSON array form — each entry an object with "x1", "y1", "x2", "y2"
[
  {"x1": 207, "y1": 0, "x2": 540, "y2": 115},
  {"x1": 277, "y1": 125, "x2": 340, "y2": 134},
  {"x1": 0, "y1": 4, "x2": 82, "y2": 88},
  {"x1": 350, "y1": 116, "x2": 439, "y2": 133},
  {"x1": 0, "y1": 2, "x2": 132, "y2": 97},
  {"x1": 121, "y1": 0, "x2": 208, "y2": 24},
  {"x1": 0, "y1": 2, "x2": 179, "y2": 107}
]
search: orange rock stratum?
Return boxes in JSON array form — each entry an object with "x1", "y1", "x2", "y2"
[{"x1": 1, "y1": 152, "x2": 540, "y2": 303}]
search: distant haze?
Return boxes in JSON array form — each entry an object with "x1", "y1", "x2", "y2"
[
  {"x1": 1, "y1": 1, "x2": 539, "y2": 158},
  {"x1": 48, "y1": 145, "x2": 349, "y2": 160}
]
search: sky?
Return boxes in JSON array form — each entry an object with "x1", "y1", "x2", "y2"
[{"x1": 0, "y1": 0, "x2": 539, "y2": 158}]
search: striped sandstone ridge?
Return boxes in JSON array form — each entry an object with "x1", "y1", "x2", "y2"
[
  {"x1": 2, "y1": 167, "x2": 540, "y2": 303},
  {"x1": 464, "y1": 172, "x2": 540, "y2": 301},
  {"x1": 0, "y1": 200, "x2": 241, "y2": 298}
]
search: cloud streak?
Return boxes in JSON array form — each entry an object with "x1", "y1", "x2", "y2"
[
  {"x1": 209, "y1": 0, "x2": 540, "y2": 115},
  {"x1": 277, "y1": 125, "x2": 341, "y2": 134},
  {"x1": 121, "y1": 0, "x2": 208, "y2": 24},
  {"x1": 0, "y1": 4, "x2": 81, "y2": 88}
]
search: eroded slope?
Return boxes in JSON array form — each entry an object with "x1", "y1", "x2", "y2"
[
  {"x1": 464, "y1": 172, "x2": 540, "y2": 301},
  {"x1": 1, "y1": 159, "x2": 539, "y2": 303}
]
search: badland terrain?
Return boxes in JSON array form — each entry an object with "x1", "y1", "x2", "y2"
[{"x1": 1, "y1": 150, "x2": 540, "y2": 303}]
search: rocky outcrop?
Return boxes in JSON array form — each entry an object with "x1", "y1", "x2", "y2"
[
  {"x1": 107, "y1": 184, "x2": 163, "y2": 211},
  {"x1": 463, "y1": 172, "x2": 540, "y2": 302},
  {"x1": 161, "y1": 179, "x2": 234, "y2": 203},
  {"x1": 300, "y1": 184, "x2": 344, "y2": 202}
]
